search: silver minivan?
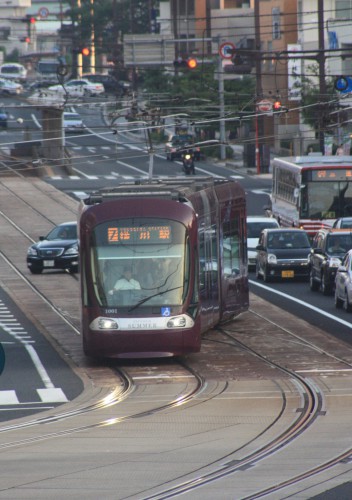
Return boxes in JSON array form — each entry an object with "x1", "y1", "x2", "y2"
[{"x1": 0, "y1": 63, "x2": 27, "y2": 82}]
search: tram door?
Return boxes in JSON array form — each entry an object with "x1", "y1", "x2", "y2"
[{"x1": 198, "y1": 219, "x2": 220, "y2": 330}]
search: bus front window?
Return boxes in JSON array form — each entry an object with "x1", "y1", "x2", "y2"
[{"x1": 300, "y1": 182, "x2": 352, "y2": 219}]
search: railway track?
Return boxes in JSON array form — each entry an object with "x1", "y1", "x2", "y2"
[{"x1": 0, "y1": 177, "x2": 352, "y2": 498}]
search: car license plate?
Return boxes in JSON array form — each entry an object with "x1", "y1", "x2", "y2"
[
  {"x1": 282, "y1": 270, "x2": 294, "y2": 278},
  {"x1": 44, "y1": 260, "x2": 55, "y2": 267}
]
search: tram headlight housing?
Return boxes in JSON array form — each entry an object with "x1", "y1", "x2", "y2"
[
  {"x1": 167, "y1": 316, "x2": 187, "y2": 328},
  {"x1": 267, "y1": 253, "x2": 277, "y2": 264},
  {"x1": 98, "y1": 318, "x2": 119, "y2": 330}
]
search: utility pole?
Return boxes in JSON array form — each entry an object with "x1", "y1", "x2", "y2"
[
  {"x1": 254, "y1": 0, "x2": 263, "y2": 174},
  {"x1": 317, "y1": 0, "x2": 326, "y2": 154},
  {"x1": 90, "y1": 0, "x2": 96, "y2": 74},
  {"x1": 218, "y1": 40, "x2": 226, "y2": 161}
]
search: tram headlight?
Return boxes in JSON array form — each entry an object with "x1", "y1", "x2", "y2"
[
  {"x1": 98, "y1": 318, "x2": 119, "y2": 330},
  {"x1": 267, "y1": 253, "x2": 277, "y2": 264},
  {"x1": 167, "y1": 316, "x2": 187, "y2": 328}
]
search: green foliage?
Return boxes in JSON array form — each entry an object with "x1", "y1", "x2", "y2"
[{"x1": 300, "y1": 64, "x2": 339, "y2": 133}]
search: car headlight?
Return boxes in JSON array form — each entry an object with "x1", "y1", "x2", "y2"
[
  {"x1": 27, "y1": 246, "x2": 38, "y2": 256},
  {"x1": 267, "y1": 253, "x2": 277, "y2": 264},
  {"x1": 329, "y1": 257, "x2": 341, "y2": 268},
  {"x1": 64, "y1": 244, "x2": 78, "y2": 256}
]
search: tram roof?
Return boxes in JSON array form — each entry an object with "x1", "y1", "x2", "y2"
[{"x1": 83, "y1": 176, "x2": 234, "y2": 205}]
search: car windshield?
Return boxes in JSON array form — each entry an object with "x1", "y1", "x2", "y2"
[
  {"x1": 327, "y1": 234, "x2": 352, "y2": 255},
  {"x1": 267, "y1": 232, "x2": 310, "y2": 249},
  {"x1": 247, "y1": 221, "x2": 278, "y2": 238},
  {"x1": 46, "y1": 225, "x2": 77, "y2": 240},
  {"x1": 64, "y1": 114, "x2": 80, "y2": 122}
]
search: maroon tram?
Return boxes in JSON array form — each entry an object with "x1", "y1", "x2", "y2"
[{"x1": 79, "y1": 177, "x2": 249, "y2": 359}]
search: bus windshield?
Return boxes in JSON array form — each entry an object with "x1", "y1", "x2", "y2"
[
  {"x1": 300, "y1": 181, "x2": 352, "y2": 219},
  {"x1": 88, "y1": 218, "x2": 189, "y2": 308}
]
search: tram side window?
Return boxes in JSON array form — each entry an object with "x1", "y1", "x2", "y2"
[{"x1": 223, "y1": 219, "x2": 240, "y2": 276}]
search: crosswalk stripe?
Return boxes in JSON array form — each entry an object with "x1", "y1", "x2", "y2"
[{"x1": 0, "y1": 391, "x2": 19, "y2": 404}]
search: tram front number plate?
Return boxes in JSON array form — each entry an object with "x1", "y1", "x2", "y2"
[{"x1": 282, "y1": 270, "x2": 294, "y2": 278}]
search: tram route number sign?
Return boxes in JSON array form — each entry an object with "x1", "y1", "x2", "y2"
[
  {"x1": 219, "y1": 42, "x2": 235, "y2": 59},
  {"x1": 107, "y1": 225, "x2": 172, "y2": 244}
]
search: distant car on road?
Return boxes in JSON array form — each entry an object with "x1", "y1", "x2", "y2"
[
  {"x1": 332, "y1": 217, "x2": 352, "y2": 228},
  {"x1": 256, "y1": 228, "x2": 311, "y2": 282},
  {"x1": 309, "y1": 228, "x2": 352, "y2": 294},
  {"x1": 246, "y1": 216, "x2": 280, "y2": 269},
  {"x1": 165, "y1": 133, "x2": 201, "y2": 161},
  {"x1": 83, "y1": 73, "x2": 119, "y2": 93},
  {"x1": 27, "y1": 222, "x2": 79, "y2": 274},
  {"x1": 63, "y1": 112, "x2": 85, "y2": 133},
  {"x1": 0, "y1": 78, "x2": 23, "y2": 95},
  {"x1": 48, "y1": 79, "x2": 104, "y2": 97},
  {"x1": 335, "y1": 249, "x2": 352, "y2": 311}
]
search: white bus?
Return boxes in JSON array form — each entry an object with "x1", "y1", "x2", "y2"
[{"x1": 269, "y1": 155, "x2": 352, "y2": 236}]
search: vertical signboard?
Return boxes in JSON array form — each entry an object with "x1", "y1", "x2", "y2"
[{"x1": 287, "y1": 44, "x2": 302, "y2": 101}]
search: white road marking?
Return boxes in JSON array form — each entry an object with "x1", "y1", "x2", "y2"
[{"x1": 249, "y1": 279, "x2": 352, "y2": 329}]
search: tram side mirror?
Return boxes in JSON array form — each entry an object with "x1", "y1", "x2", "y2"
[{"x1": 256, "y1": 244, "x2": 265, "y2": 251}]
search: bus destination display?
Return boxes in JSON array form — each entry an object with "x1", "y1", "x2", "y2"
[
  {"x1": 312, "y1": 168, "x2": 352, "y2": 181},
  {"x1": 107, "y1": 225, "x2": 172, "y2": 244}
]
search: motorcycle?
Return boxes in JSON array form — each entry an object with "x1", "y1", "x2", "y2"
[{"x1": 182, "y1": 151, "x2": 195, "y2": 175}]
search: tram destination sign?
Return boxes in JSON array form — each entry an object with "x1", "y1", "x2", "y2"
[
  {"x1": 311, "y1": 168, "x2": 352, "y2": 181},
  {"x1": 107, "y1": 225, "x2": 172, "y2": 244}
]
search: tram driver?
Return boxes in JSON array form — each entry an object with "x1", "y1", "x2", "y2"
[{"x1": 108, "y1": 266, "x2": 141, "y2": 294}]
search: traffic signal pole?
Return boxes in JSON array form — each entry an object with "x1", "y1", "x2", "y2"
[{"x1": 218, "y1": 42, "x2": 226, "y2": 161}]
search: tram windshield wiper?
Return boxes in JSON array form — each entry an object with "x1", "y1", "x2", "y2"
[{"x1": 128, "y1": 286, "x2": 182, "y2": 312}]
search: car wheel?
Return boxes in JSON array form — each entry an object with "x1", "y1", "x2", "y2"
[
  {"x1": 255, "y1": 261, "x2": 262, "y2": 280},
  {"x1": 29, "y1": 267, "x2": 43, "y2": 274},
  {"x1": 335, "y1": 289, "x2": 343, "y2": 308},
  {"x1": 166, "y1": 153, "x2": 171, "y2": 161},
  {"x1": 343, "y1": 290, "x2": 352, "y2": 312},
  {"x1": 263, "y1": 266, "x2": 272, "y2": 282},
  {"x1": 69, "y1": 265, "x2": 79, "y2": 274},
  {"x1": 320, "y1": 274, "x2": 331, "y2": 295},
  {"x1": 84, "y1": 89, "x2": 92, "y2": 97},
  {"x1": 309, "y1": 270, "x2": 319, "y2": 291}
]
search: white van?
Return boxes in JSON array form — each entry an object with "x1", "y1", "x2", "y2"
[{"x1": 0, "y1": 63, "x2": 27, "y2": 82}]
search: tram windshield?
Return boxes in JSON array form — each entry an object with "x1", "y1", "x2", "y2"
[
  {"x1": 89, "y1": 218, "x2": 189, "y2": 308},
  {"x1": 300, "y1": 181, "x2": 352, "y2": 219}
]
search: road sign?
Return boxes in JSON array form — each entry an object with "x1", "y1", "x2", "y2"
[
  {"x1": 219, "y1": 42, "x2": 235, "y2": 59},
  {"x1": 257, "y1": 99, "x2": 273, "y2": 112}
]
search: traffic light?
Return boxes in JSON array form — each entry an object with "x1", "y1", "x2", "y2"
[
  {"x1": 22, "y1": 15, "x2": 36, "y2": 39},
  {"x1": 273, "y1": 100, "x2": 288, "y2": 113},
  {"x1": 273, "y1": 100, "x2": 282, "y2": 111},
  {"x1": 173, "y1": 57, "x2": 198, "y2": 70},
  {"x1": 81, "y1": 47, "x2": 90, "y2": 57}
]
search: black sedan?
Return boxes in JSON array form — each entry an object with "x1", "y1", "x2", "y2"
[
  {"x1": 27, "y1": 222, "x2": 78, "y2": 274},
  {"x1": 255, "y1": 228, "x2": 311, "y2": 282}
]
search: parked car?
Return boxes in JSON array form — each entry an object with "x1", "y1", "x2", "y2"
[
  {"x1": 309, "y1": 228, "x2": 352, "y2": 294},
  {"x1": 332, "y1": 217, "x2": 352, "y2": 228},
  {"x1": 246, "y1": 216, "x2": 280, "y2": 269},
  {"x1": 63, "y1": 111, "x2": 85, "y2": 133},
  {"x1": 0, "y1": 78, "x2": 23, "y2": 95},
  {"x1": 165, "y1": 133, "x2": 201, "y2": 161},
  {"x1": 27, "y1": 222, "x2": 79, "y2": 274},
  {"x1": 335, "y1": 249, "x2": 352, "y2": 311},
  {"x1": 255, "y1": 228, "x2": 311, "y2": 282},
  {"x1": 47, "y1": 79, "x2": 104, "y2": 97},
  {"x1": 0, "y1": 108, "x2": 8, "y2": 128}
]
